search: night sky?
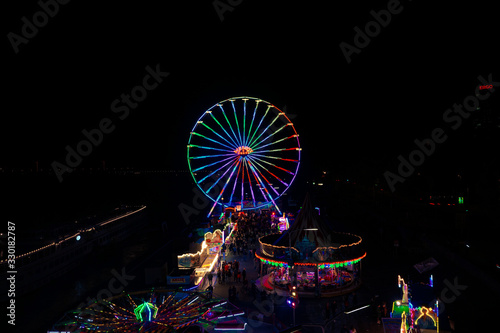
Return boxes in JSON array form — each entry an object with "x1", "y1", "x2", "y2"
[
  {"x1": 2, "y1": 3, "x2": 500, "y2": 332},
  {"x1": 3, "y1": 1, "x2": 499, "y2": 189}
]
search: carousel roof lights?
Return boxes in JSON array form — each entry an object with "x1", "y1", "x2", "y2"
[
  {"x1": 255, "y1": 252, "x2": 367, "y2": 267},
  {"x1": 311, "y1": 233, "x2": 363, "y2": 254}
]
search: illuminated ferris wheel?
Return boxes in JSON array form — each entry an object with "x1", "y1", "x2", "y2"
[{"x1": 187, "y1": 96, "x2": 301, "y2": 216}]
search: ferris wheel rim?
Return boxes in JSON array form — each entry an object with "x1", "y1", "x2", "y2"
[{"x1": 187, "y1": 96, "x2": 301, "y2": 213}]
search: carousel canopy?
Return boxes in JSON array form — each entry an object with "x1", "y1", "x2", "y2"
[{"x1": 274, "y1": 193, "x2": 334, "y2": 248}]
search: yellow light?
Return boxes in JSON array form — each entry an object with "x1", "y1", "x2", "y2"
[
  {"x1": 178, "y1": 240, "x2": 208, "y2": 258},
  {"x1": 415, "y1": 306, "x2": 437, "y2": 327}
]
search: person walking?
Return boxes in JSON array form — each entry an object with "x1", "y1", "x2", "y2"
[{"x1": 242, "y1": 268, "x2": 246, "y2": 281}]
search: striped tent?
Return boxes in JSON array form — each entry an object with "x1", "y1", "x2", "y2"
[{"x1": 274, "y1": 193, "x2": 334, "y2": 248}]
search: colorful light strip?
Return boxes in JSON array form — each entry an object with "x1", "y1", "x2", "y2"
[
  {"x1": 312, "y1": 233, "x2": 363, "y2": 253},
  {"x1": 255, "y1": 252, "x2": 366, "y2": 267},
  {"x1": 134, "y1": 302, "x2": 158, "y2": 322}
]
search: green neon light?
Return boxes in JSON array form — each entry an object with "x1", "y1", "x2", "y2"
[
  {"x1": 134, "y1": 302, "x2": 158, "y2": 322},
  {"x1": 219, "y1": 104, "x2": 240, "y2": 147},
  {"x1": 247, "y1": 105, "x2": 271, "y2": 149}
]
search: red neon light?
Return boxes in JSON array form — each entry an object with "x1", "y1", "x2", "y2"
[{"x1": 479, "y1": 85, "x2": 493, "y2": 90}]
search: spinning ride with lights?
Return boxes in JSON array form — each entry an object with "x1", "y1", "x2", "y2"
[
  {"x1": 188, "y1": 96, "x2": 301, "y2": 217},
  {"x1": 50, "y1": 289, "x2": 246, "y2": 332},
  {"x1": 256, "y1": 194, "x2": 366, "y2": 296}
]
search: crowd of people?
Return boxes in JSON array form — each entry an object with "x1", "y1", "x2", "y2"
[
  {"x1": 229, "y1": 211, "x2": 278, "y2": 251},
  {"x1": 213, "y1": 211, "x2": 279, "y2": 301}
]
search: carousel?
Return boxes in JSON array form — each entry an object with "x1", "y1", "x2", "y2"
[{"x1": 256, "y1": 194, "x2": 366, "y2": 297}]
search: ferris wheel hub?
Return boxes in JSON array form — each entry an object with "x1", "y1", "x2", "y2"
[{"x1": 234, "y1": 146, "x2": 253, "y2": 156}]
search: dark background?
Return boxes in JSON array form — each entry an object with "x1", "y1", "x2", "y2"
[
  {"x1": 3, "y1": 0, "x2": 498, "y2": 171},
  {"x1": 2, "y1": 1, "x2": 500, "y2": 332},
  {"x1": 2, "y1": 0, "x2": 499, "y2": 237}
]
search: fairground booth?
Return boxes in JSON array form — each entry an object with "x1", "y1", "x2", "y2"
[
  {"x1": 256, "y1": 194, "x2": 366, "y2": 296},
  {"x1": 169, "y1": 214, "x2": 237, "y2": 289},
  {"x1": 386, "y1": 274, "x2": 441, "y2": 333}
]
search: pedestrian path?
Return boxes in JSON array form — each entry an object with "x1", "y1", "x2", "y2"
[
  {"x1": 209, "y1": 247, "x2": 282, "y2": 332},
  {"x1": 206, "y1": 245, "x2": 386, "y2": 333}
]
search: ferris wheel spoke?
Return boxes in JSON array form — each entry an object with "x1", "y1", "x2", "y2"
[
  {"x1": 218, "y1": 104, "x2": 242, "y2": 147},
  {"x1": 188, "y1": 144, "x2": 234, "y2": 153},
  {"x1": 251, "y1": 147, "x2": 300, "y2": 154},
  {"x1": 207, "y1": 112, "x2": 239, "y2": 149},
  {"x1": 247, "y1": 160, "x2": 281, "y2": 213},
  {"x1": 246, "y1": 100, "x2": 259, "y2": 148},
  {"x1": 198, "y1": 122, "x2": 237, "y2": 150},
  {"x1": 251, "y1": 134, "x2": 298, "y2": 152},
  {"x1": 250, "y1": 123, "x2": 290, "y2": 151},
  {"x1": 246, "y1": 161, "x2": 270, "y2": 202},
  {"x1": 231, "y1": 100, "x2": 244, "y2": 148},
  {"x1": 246, "y1": 158, "x2": 280, "y2": 196},
  {"x1": 208, "y1": 157, "x2": 240, "y2": 201},
  {"x1": 196, "y1": 155, "x2": 240, "y2": 184},
  {"x1": 189, "y1": 153, "x2": 235, "y2": 160},
  {"x1": 248, "y1": 112, "x2": 282, "y2": 149},
  {"x1": 246, "y1": 160, "x2": 268, "y2": 202},
  {"x1": 248, "y1": 156, "x2": 289, "y2": 187},
  {"x1": 242, "y1": 98, "x2": 248, "y2": 147},
  {"x1": 247, "y1": 104, "x2": 271, "y2": 149},
  {"x1": 250, "y1": 152, "x2": 300, "y2": 163},
  {"x1": 243, "y1": 158, "x2": 257, "y2": 207},
  {"x1": 228, "y1": 161, "x2": 243, "y2": 206},
  {"x1": 207, "y1": 158, "x2": 242, "y2": 218},
  {"x1": 249, "y1": 155, "x2": 295, "y2": 175},
  {"x1": 240, "y1": 155, "x2": 245, "y2": 209}
]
